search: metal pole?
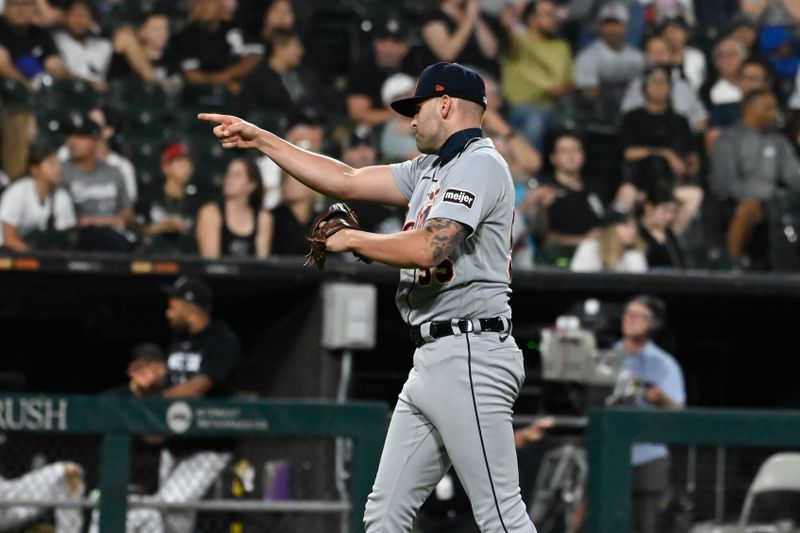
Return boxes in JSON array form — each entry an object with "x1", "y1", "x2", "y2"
[
  {"x1": 714, "y1": 447, "x2": 726, "y2": 523},
  {"x1": 97, "y1": 433, "x2": 131, "y2": 533},
  {"x1": 336, "y1": 349, "x2": 354, "y2": 533}
]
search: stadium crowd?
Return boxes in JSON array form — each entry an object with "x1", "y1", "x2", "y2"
[{"x1": 0, "y1": 0, "x2": 798, "y2": 272}]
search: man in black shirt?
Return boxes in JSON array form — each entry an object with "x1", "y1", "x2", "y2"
[
  {"x1": 0, "y1": 0, "x2": 66, "y2": 90},
  {"x1": 345, "y1": 15, "x2": 418, "y2": 127},
  {"x1": 237, "y1": 28, "x2": 321, "y2": 120},
  {"x1": 93, "y1": 277, "x2": 241, "y2": 533},
  {"x1": 162, "y1": 276, "x2": 240, "y2": 398},
  {"x1": 135, "y1": 143, "x2": 200, "y2": 254},
  {"x1": 542, "y1": 131, "x2": 604, "y2": 246},
  {"x1": 171, "y1": 0, "x2": 261, "y2": 93}
]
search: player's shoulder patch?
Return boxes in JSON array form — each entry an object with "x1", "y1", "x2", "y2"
[{"x1": 442, "y1": 188, "x2": 476, "y2": 209}]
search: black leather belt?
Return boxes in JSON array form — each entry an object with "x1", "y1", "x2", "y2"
[{"x1": 410, "y1": 317, "x2": 511, "y2": 347}]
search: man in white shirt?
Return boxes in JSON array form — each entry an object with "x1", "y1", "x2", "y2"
[
  {"x1": 0, "y1": 140, "x2": 76, "y2": 251},
  {"x1": 52, "y1": 0, "x2": 112, "y2": 89}
]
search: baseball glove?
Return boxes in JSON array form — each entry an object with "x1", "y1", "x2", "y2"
[{"x1": 304, "y1": 202, "x2": 371, "y2": 271}]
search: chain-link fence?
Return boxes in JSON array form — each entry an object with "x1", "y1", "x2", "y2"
[
  {"x1": 587, "y1": 408, "x2": 800, "y2": 533},
  {"x1": 0, "y1": 433, "x2": 350, "y2": 533},
  {"x1": 0, "y1": 433, "x2": 99, "y2": 533},
  {"x1": 0, "y1": 396, "x2": 386, "y2": 533}
]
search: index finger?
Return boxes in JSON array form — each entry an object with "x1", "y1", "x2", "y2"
[{"x1": 197, "y1": 113, "x2": 235, "y2": 125}]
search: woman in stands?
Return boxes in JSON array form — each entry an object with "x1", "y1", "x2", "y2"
[
  {"x1": 196, "y1": 156, "x2": 270, "y2": 258},
  {"x1": 638, "y1": 188, "x2": 687, "y2": 269},
  {"x1": 570, "y1": 211, "x2": 648, "y2": 273}
]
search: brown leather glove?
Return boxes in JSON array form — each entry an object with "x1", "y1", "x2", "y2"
[{"x1": 304, "y1": 202, "x2": 371, "y2": 271}]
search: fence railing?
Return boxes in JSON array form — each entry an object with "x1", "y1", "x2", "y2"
[
  {"x1": 0, "y1": 395, "x2": 387, "y2": 533},
  {"x1": 586, "y1": 407, "x2": 800, "y2": 533}
]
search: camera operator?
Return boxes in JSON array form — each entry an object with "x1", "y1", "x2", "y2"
[{"x1": 611, "y1": 295, "x2": 685, "y2": 533}]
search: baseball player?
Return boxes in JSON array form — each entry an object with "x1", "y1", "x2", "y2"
[{"x1": 199, "y1": 62, "x2": 536, "y2": 532}]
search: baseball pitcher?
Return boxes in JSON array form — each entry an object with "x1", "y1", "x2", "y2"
[{"x1": 200, "y1": 62, "x2": 536, "y2": 533}]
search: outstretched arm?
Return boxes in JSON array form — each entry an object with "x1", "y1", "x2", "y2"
[
  {"x1": 325, "y1": 217, "x2": 469, "y2": 269},
  {"x1": 198, "y1": 113, "x2": 408, "y2": 207}
]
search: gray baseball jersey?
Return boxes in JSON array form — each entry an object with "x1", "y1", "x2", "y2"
[
  {"x1": 390, "y1": 137, "x2": 514, "y2": 325},
  {"x1": 367, "y1": 131, "x2": 536, "y2": 532}
]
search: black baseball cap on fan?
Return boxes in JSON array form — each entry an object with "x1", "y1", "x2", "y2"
[
  {"x1": 163, "y1": 276, "x2": 213, "y2": 313},
  {"x1": 390, "y1": 62, "x2": 487, "y2": 118}
]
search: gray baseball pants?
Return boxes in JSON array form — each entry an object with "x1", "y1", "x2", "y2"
[{"x1": 364, "y1": 331, "x2": 537, "y2": 533}]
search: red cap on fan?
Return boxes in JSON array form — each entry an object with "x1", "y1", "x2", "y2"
[{"x1": 161, "y1": 143, "x2": 191, "y2": 165}]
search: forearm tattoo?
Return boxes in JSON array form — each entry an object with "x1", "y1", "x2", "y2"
[{"x1": 423, "y1": 218, "x2": 468, "y2": 264}]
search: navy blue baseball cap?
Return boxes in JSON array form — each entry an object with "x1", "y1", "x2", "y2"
[{"x1": 390, "y1": 62, "x2": 487, "y2": 118}]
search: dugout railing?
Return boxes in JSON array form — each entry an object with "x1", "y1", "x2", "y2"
[
  {"x1": 586, "y1": 407, "x2": 800, "y2": 533},
  {"x1": 0, "y1": 395, "x2": 387, "y2": 533}
]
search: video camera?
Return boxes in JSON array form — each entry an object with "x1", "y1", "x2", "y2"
[{"x1": 539, "y1": 315, "x2": 624, "y2": 388}]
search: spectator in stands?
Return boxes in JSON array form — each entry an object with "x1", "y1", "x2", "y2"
[
  {"x1": 237, "y1": 28, "x2": 321, "y2": 120},
  {"x1": 256, "y1": 113, "x2": 325, "y2": 209},
  {"x1": 0, "y1": 0, "x2": 66, "y2": 90},
  {"x1": 0, "y1": 140, "x2": 75, "y2": 252},
  {"x1": 54, "y1": 4, "x2": 160, "y2": 88},
  {"x1": 638, "y1": 188, "x2": 687, "y2": 269},
  {"x1": 482, "y1": 71, "x2": 541, "y2": 181},
  {"x1": 260, "y1": 0, "x2": 295, "y2": 39},
  {"x1": 379, "y1": 73, "x2": 420, "y2": 162},
  {"x1": 339, "y1": 127, "x2": 403, "y2": 236},
  {"x1": 196, "y1": 156, "x2": 269, "y2": 258},
  {"x1": 727, "y1": 13, "x2": 760, "y2": 59},
  {"x1": 621, "y1": 34, "x2": 708, "y2": 132},
  {"x1": 52, "y1": 0, "x2": 112, "y2": 91},
  {"x1": 659, "y1": 15, "x2": 706, "y2": 91},
  {"x1": 757, "y1": 26, "x2": 799, "y2": 99},
  {"x1": 86, "y1": 105, "x2": 137, "y2": 202},
  {"x1": 171, "y1": 0, "x2": 261, "y2": 93},
  {"x1": 570, "y1": 211, "x2": 647, "y2": 272},
  {"x1": 500, "y1": 0, "x2": 574, "y2": 150},
  {"x1": 706, "y1": 57, "x2": 772, "y2": 152},
  {"x1": 574, "y1": 3, "x2": 644, "y2": 111},
  {"x1": 647, "y1": 0, "x2": 696, "y2": 25},
  {"x1": 611, "y1": 295, "x2": 685, "y2": 533},
  {"x1": 135, "y1": 144, "x2": 199, "y2": 254},
  {"x1": 738, "y1": 59, "x2": 772, "y2": 95},
  {"x1": 61, "y1": 114, "x2": 134, "y2": 252},
  {"x1": 232, "y1": 0, "x2": 295, "y2": 43},
  {"x1": 536, "y1": 131, "x2": 604, "y2": 249},
  {"x1": 740, "y1": 0, "x2": 800, "y2": 27},
  {"x1": 710, "y1": 88, "x2": 800, "y2": 266},
  {"x1": 421, "y1": 0, "x2": 501, "y2": 76},
  {"x1": 263, "y1": 173, "x2": 319, "y2": 256},
  {"x1": 701, "y1": 37, "x2": 748, "y2": 128},
  {"x1": 107, "y1": 11, "x2": 176, "y2": 85},
  {"x1": 345, "y1": 15, "x2": 416, "y2": 127},
  {"x1": 618, "y1": 65, "x2": 702, "y2": 220}
]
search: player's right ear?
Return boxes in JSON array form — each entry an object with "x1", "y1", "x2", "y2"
[{"x1": 440, "y1": 95, "x2": 452, "y2": 119}]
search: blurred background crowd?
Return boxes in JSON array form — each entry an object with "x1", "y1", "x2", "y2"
[{"x1": 0, "y1": 0, "x2": 799, "y2": 273}]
